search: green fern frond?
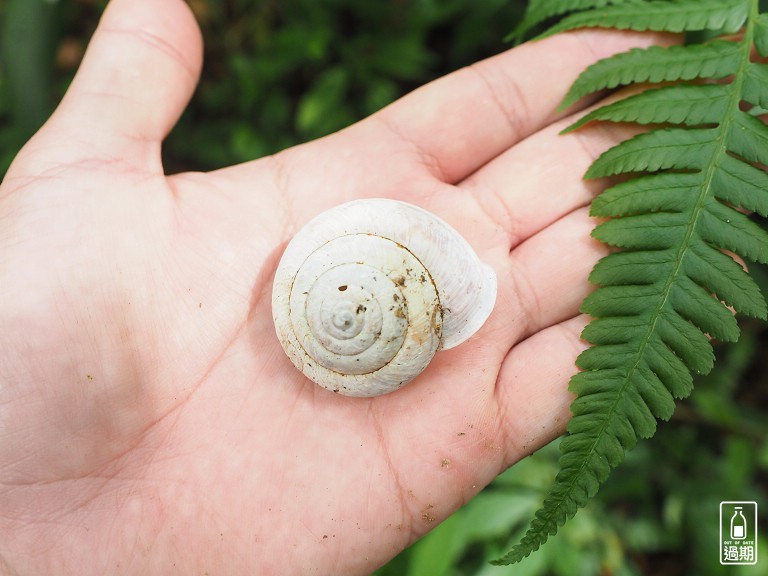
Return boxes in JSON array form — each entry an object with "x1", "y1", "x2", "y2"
[{"x1": 495, "y1": 0, "x2": 768, "y2": 565}]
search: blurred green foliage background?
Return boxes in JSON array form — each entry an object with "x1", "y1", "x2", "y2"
[
  {"x1": 1, "y1": 1, "x2": 767, "y2": 575},
  {"x1": 0, "y1": 0, "x2": 527, "y2": 173}
]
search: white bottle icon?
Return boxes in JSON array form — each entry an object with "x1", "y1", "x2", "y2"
[{"x1": 731, "y1": 507, "x2": 747, "y2": 540}]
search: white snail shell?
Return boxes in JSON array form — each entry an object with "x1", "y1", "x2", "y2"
[{"x1": 272, "y1": 199, "x2": 497, "y2": 397}]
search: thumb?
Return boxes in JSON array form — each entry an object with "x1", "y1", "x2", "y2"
[{"x1": 49, "y1": 0, "x2": 203, "y2": 160}]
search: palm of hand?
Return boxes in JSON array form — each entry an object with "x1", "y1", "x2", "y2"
[
  {"x1": 1, "y1": 132, "x2": 513, "y2": 576},
  {"x1": 0, "y1": 1, "x2": 661, "y2": 574}
]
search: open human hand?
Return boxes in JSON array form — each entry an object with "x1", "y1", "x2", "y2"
[{"x1": 0, "y1": 1, "x2": 664, "y2": 574}]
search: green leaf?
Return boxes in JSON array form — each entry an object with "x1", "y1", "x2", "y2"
[
  {"x1": 659, "y1": 310, "x2": 714, "y2": 373},
  {"x1": 592, "y1": 212, "x2": 689, "y2": 249},
  {"x1": 581, "y1": 284, "x2": 662, "y2": 317},
  {"x1": 590, "y1": 173, "x2": 699, "y2": 216},
  {"x1": 698, "y1": 200, "x2": 768, "y2": 264},
  {"x1": 588, "y1": 249, "x2": 676, "y2": 286},
  {"x1": 729, "y1": 111, "x2": 768, "y2": 166},
  {"x1": 585, "y1": 128, "x2": 718, "y2": 178},
  {"x1": 564, "y1": 84, "x2": 731, "y2": 132},
  {"x1": 295, "y1": 67, "x2": 352, "y2": 138},
  {"x1": 540, "y1": 0, "x2": 750, "y2": 39},
  {"x1": 711, "y1": 154, "x2": 768, "y2": 217},
  {"x1": 755, "y1": 12, "x2": 768, "y2": 55},
  {"x1": 509, "y1": 0, "x2": 633, "y2": 41},
  {"x1": 560, "y1": 41, "x2": 742, "y2": 110},
  {"x1": 684, "y1": 243, "x2": 767, "y2": 318},
  {"x1": 646, "y1": 337, "x2": 693, "y2": 398},
  {"x1": 498, "y1": 0, "x2": 768, "y2": 565},
  {"x1": 669, "y1": 276, "x2": 740, "y2": 341},
  {"x1": 743, "y1": 63, "x2": 768, "y2": 108}
]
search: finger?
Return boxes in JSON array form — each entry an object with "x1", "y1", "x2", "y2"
[
  {"x1": 354, "y1": 29, "x2": 672, "y2": 184},
  {"x1": 487, "y1": 206, "x2": 606, "y2": 350},
  {"x1": 460, "y1": 105, "x2": 641, "y2": 249},
  {"x1": 218, "y1": 31, "x2": 666, "y2": 233},
  {"x1": 497, "y1": 315, "x2": 588, "y2": 462},
  {"x1": 50, "y1": 0, "x2": 202, "y2": 153}
]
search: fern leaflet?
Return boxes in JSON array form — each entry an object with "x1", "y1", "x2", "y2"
[
  {"x1": 563, "y1": 84, "x2": 731, "y2": 130},
  {"x1": 560, "y1": 41, "x2": 742, "y2": 110},
  {"x1": 496, "y1": 0, "x2": 768, "y2": 565},
  {"x1": 508, "y1": 0, "x2": 632, "y2": 41},
  {"x1": 540, "y1": 0, "x2": 749, "y2": 38}
]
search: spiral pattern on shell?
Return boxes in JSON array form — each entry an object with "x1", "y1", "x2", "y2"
[{"x1": 272, "y1": 199, "x2": 496, "y2": 397}]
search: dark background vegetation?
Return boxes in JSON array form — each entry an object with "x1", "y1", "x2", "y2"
[{"x1": 1, "y1": 1, "x2": 767, "y2": 574}]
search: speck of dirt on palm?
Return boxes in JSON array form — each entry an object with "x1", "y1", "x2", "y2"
[{"x1": 421, "y1": 505, "x2": 436, "y2": 524}]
